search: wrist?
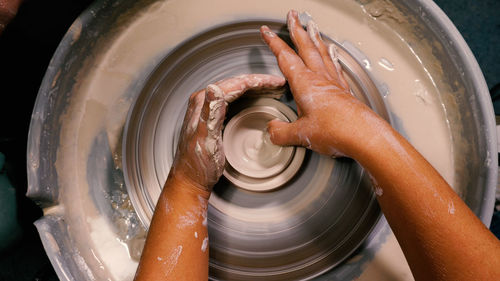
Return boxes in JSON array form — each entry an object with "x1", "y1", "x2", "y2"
[
  {"x1": 349, "y1": 119, "x2": 403, "y2": 169},
  {"x1": 340, "y1": 110, "x2": 396, "y2": 162},
  {"x1": 164, "y1": 171, "x2": 212, "y2": 200}
]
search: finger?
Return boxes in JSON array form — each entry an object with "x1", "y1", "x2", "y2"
[
  {"x1": 260, "y1": 25, "x2": 308, "y2": 83},
  {"x1": 203, "y1": 84, "x2": 227, "y2": 134},
  {"x1": 267, "y1": 119, "x2": 306, "y2": 147},
  {"x1": 201, "y1": 84, "x2": 227, "y2": 175},
  {"x1": 182, "y1": 90, "x2": 205, "y2": 135},
  {"x1": 306, "y1": 19, "x2": 340, "y2": 83},
  {"x1": 216, "y1": 74, "x2": 286, "y2": 103},
  {"x1": 287, "y1": 10, "x2": 329, "y2": 75},
  {"x1": 328, "y1": 43, "x2": 350, "y2": 90}
]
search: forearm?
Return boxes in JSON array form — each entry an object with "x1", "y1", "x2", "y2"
[
  {"x1": 135, "y1": 175, "x2": 210, "y2": 281},
  {"x1": 133, "y1": 74, "x2": 284, "y2": 280},
  {"x1": 350, "y1": 119, "x2": 500, "y2": 280}
]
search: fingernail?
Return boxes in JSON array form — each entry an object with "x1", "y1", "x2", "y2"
[
  {"x1": 287, "y1": 10, "x2": 295, "y2": 25},
  {"x1": 261, "y1": 25, "x2": 275, "y2": 37},
  {"x1": 307, "y1": 20, "x2": 322, "y2": 47},
  {"x1": 328, "y1": 44, "x2": 339, "y2": 60},
  {"x1": 206, "y1": 84, "x2": 224, "y2": 100}
]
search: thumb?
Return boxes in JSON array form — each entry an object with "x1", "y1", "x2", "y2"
[
  {"x1": 201, "y1": 84, "x2": 227, "y2": 134},
  {"x1": 267, "y1": 119, "x2": 303, "y2": 147},
  {"x1": 205, "y1": 85, "x2": 227, "y2": 178}
]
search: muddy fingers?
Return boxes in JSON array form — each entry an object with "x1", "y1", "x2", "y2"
[{"x1": 286, "y1": 10, "x2": 329, "y2": 74}]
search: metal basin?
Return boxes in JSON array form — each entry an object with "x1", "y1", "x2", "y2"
[{"x1": 27, "y1": 0, "x2": 497, "y2": 280}]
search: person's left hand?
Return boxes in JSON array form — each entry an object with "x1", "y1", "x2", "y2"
[{"x1": 170, "y1": 74, "x2": 286, "y2": 192}]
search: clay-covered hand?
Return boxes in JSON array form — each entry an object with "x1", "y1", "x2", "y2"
[
  {"x1": 171, "y1": 74, "x2": 286, "y2": 191},
  {"x1": 261, "y1": 10, "x2": 386, "y2": 158}
]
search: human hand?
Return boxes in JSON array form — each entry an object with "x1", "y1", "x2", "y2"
[
  {"x1": 170, "y1": 74, "x2": 286, "y2": 192},
  {"x1": 261, "y1": 10, "x2": 388, "y2": 158}
]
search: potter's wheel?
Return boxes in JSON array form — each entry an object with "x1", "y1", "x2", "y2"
[
  {"x1": 27, "y1": 0, "x2": 497, "y2": 280},
  {"x1": 123, "y1": 21, "x2": 389, "y2": 280}
]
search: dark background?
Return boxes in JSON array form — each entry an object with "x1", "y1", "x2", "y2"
[{"x1": 0, "y1": 0, "x2": 498, "y2": 280}]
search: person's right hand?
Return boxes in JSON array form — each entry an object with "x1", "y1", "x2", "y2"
[{"x1": 261, "y1": 10, "x2": 390, "y2": 159}]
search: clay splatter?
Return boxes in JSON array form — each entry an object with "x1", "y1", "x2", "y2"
[
  {"x1": 448, "y1": 201, "x2": 455, "y2": 215},
  {"x1": 162, "y1": 245, "x2": 183, "y2": 276},
  {"x1": 201, "y1": 237, "x2": 208, "y2": 252}
]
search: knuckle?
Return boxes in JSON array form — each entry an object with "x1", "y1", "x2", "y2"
[{"x1": 189, "y1": 91, "x2": 203, "y2": 103}]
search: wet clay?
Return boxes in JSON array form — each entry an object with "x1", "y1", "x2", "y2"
[
  {"x1": 224, "y1": 106, "x2": 293, "y2": 179},
  {"x1": 223, "y1": 98, "x2": 306, "y2": 192}
]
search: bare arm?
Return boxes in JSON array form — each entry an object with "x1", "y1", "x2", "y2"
[
  {"x1": 356, "y1": 117, "x2": 500, "y2": 280},
  {"x1": 134, "y1": 175, "x2": 211, "y2": 280},
  {"x1": 134, "y1": 75, "x2": 286, "y2": 281},
  {"x1": 261, "y1": 10, "x2": 500, "y2": 281}
]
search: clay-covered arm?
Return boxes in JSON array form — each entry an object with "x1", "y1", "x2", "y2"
[
  {"x1": 134, "y1": 175, "x2": 211, "y2": 280},
  {"x1": 261, "y1": 10, "x2": 500, "y2": 281},
  {"x1": 134, "y1": 75, "x2": 286, "y2": 281}
]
